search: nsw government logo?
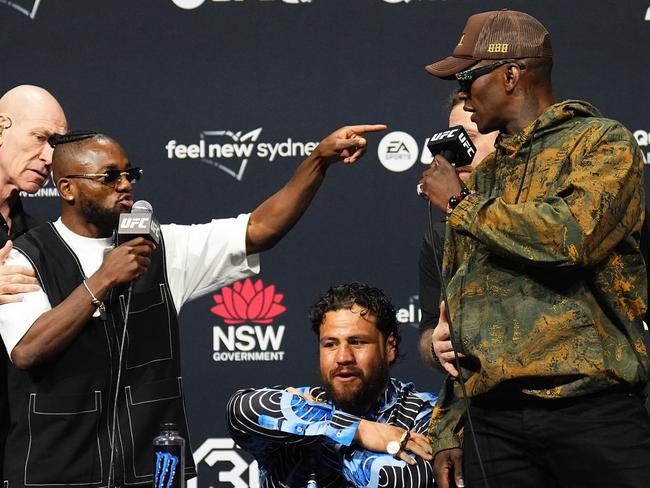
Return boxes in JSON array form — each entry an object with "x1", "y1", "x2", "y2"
[{"x1": 211, "y1": 278, "x2": 286, "y2": 362}]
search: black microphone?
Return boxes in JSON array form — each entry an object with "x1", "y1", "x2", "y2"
[
  {"x1": 427, "y1": 125, "x2": 476, "y2": 167},
  {"x1": 117, "y1": 200, "x2": 161, "y2": 245}
]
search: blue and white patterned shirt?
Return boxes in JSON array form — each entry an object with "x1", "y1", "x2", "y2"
[{"x1": 227, "y1": 378, "x2": 437, "y2": 487}]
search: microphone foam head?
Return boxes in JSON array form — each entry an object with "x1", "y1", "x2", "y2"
[{"x1": 131, "y1": 200, "x2": 153, "y2": 214}]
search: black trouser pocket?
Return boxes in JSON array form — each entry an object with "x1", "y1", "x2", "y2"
[{"x1": 25, "y1": 391, "x2": 103, "y2": 485}]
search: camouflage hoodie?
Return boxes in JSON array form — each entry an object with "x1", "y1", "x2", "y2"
[{"x1": 429, "y1": 100, "x2": 648, "y2": 454}]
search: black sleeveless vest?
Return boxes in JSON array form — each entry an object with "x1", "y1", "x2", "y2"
[{"x1": 3, "y1": 223, "x2": 196, "y2": 488}]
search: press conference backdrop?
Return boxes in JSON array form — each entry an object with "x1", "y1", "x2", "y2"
[{"x1": 2, "y1": 0, "x2": 650, "y2": 486}]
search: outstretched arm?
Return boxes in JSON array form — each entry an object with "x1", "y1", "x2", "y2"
[{"x1": 245, "y1": 124, "x2": 386, "y2": 254}]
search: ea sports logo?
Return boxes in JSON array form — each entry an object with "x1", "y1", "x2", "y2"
[
  {"x1": 377, "y1": 131, "x2": 419, "y2": 172},
  {"x1": 172, "y1": 0, "x2": 312, "y2": 8},
  {"x1": 172, "y1": 0, "x2": 205, "y2": 9}
]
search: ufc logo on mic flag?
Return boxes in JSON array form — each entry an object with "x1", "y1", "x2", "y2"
[
  {"x1": 117, "y1": 213, "x2": 161, "y2": 244},
  {"x1": 119, "y1": 216, "x2": 149, "y2": 230}
]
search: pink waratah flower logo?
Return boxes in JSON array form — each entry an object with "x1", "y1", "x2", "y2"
[{"x1": 211, "y1": 278, "x2": 286, "y2": 324}]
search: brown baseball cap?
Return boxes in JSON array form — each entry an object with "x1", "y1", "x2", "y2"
[{"x1": 426, "y1": 9, "x2": 553, "y2": 79}]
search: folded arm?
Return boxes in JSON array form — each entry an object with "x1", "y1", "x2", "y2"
[
  {"x1": 227, "y1": 386, "x2": 436, "y2": 487},
  {"x1": 226, "y1": 387, "x2": 361, "y2": 462},
  {"x1": 449, "y1": 124, "x2": 644, "y2": 268},
  {"x1": 343, "y1": 404, "x2": 436, "y2": 488}
]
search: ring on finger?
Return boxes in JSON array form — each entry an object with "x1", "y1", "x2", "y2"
[{"x1": 399, "y1": 430, "x2": 411, "y2": 451}]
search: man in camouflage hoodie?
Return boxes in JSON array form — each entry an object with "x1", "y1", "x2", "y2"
[{"x1": 419, "y1": 9, "x2": 650, "y2": 488}]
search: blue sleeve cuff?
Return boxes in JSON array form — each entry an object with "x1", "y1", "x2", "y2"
[{"x1": 257, "y1": 390, "x2": 360, "y2": 446}]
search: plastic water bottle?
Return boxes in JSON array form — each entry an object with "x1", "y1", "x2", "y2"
[
  {"x1": 307, "y1": 471, "x2": 318, "y2": 488},
  {"x1": 153, "y1": 422, "x2": 185, "y2": 488}
]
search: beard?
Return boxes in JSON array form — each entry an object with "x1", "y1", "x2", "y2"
[
  {"x1": 321, "y1": 360, "x2": 390, "y2": 416},
  {"x1": 81, "y1": 199, "x2": 120, "y2": 237}
]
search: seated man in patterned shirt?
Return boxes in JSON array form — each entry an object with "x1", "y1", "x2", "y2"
[{"x1": 227, "y1": 282, "x2": 438, "y2": 488}]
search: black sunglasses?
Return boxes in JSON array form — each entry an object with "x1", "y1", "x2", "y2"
[
  {"x1": 455, "y1": 59, "x2": 524, "y2": 94},
  {"x1": 63, "y1": 168, "x2": 143, "y2": 187}
]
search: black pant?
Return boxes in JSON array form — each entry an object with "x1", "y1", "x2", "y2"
[{"x1": 463, "y1": 389, "x2": 650, "y2": 488}]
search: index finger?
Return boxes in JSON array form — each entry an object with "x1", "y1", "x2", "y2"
[
  {"x1": 131, "y1": 243, "x2": 155, "y2": 256},
  {"x1": 444, "y1": 362, "x2": 460, "y2": 378},
  {"x1": 124, "y1": 237, "x2": 150, "y2": 246},
  {"x1": 407, "y1": 434, "x2": 433, "y2": 458},
  {"x1": 0, "y1": 240, "x2": 12, "y2": 263},
  {"x1": 433, "y1": 461, "x2": 451, "y2": 488},
  {"x1": 398, "y1": 451, "x2": 417, "y2": 466},
  {"x1": 346, "y1": 124, "x2": 387, "y2": 134},
  {"x1": 0, "y1": 265, "x2": 37, "y2": 277},
  {"x1": 439, "y1": 301, "x2": 448, "y2": 320},
  {"x1": 126, "y1": 238, "x2": 156, "y2": 251},
  {"x1": 451, "y1": 450, "x2": 464, "y2": 487}
]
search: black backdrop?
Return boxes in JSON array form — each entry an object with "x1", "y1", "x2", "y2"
[{"x1": 2, "y1": 1, "x2": 650, "y2": 486}]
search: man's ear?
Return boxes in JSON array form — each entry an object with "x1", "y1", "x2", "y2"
[
  {"x1": 0, "y1": 114, "x2": 12, "y2": 144},
  {"x1": 386, "y1": 332, "x2": 397, "y2": 364},
  {"x1": 57, "y1": 178, "x2": 75, "y2": 204},
  {"x1": 504, "y1": 63, "x2": 523, "y2": 93}
]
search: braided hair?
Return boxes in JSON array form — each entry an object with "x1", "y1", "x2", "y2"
[{"x1": 48, "y1": 130, "x2": 99, "y2": 148}]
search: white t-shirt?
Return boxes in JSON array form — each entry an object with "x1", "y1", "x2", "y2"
[{"x1": 0, "y1": 215, "x2": 260, "y2": 356}]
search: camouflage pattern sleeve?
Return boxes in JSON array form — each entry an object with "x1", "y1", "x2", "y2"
[
  {"x1": 448, "y1": 122, "x2": 644, "y2": 268},
  {"x1": 428, "y1": 377, "x2": 465, "y2": 456}
]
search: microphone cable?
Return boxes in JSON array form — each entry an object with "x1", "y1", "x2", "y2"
[
  {"x1": 426, "y1": 201, "x2": 490, "y2": 488},
  {"x1": 107, "y1": 200, "x2": 156, "y2": 487},
  {"x1": 107, "y1": 281, "x2": 134, "y2": 488}
]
